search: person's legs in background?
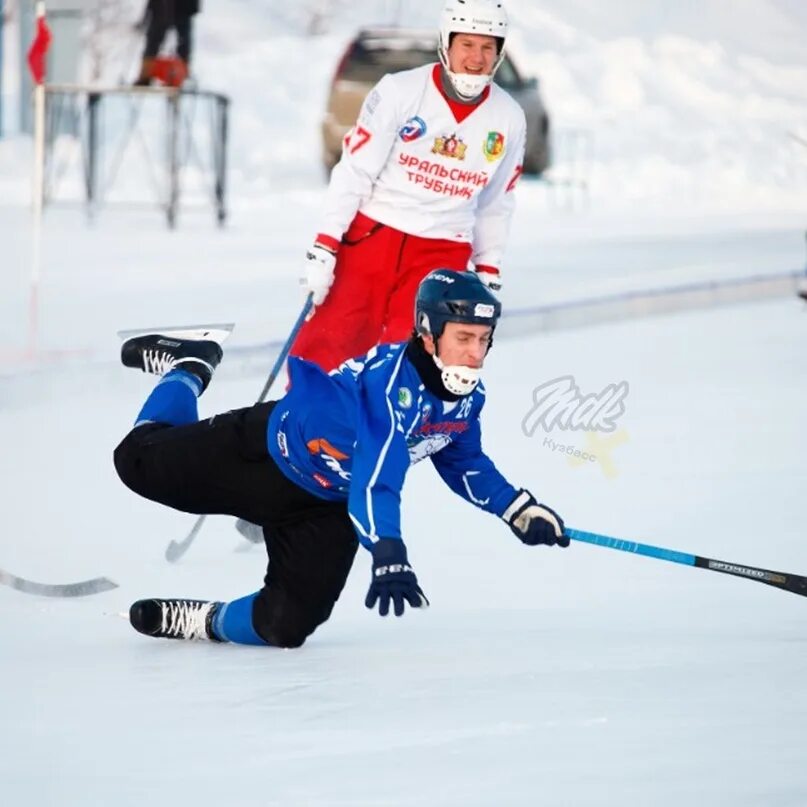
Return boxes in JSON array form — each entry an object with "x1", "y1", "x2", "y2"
[
  {"x1": 134, "y1": 2, "x2": 172, "y2": 86},
  {"x1": 174, "y1": 13, "x2": 193, "y2": 66},
  {"x1": 381, "y1": 236, "x2": 472, "y2": 343},
  {"x1": 290, "y1": 215, "x2": 406, "y2": 371}
]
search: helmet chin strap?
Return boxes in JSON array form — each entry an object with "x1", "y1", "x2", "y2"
[{"x1": 432, "y1": 354, "x2": 481, "y2": 396}]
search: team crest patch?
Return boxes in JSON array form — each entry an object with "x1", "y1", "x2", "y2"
[
  {"x1": 398, "y1": 387, "x2": 413, "y2": 409},
  {"x1": 432, "y1": 133, "x2": 467, "y2": 160},
  {"x1": 399, "y1": 116, "x2": 427, "y2": 142},
  {"x1": 483, "y1": 131, "x2": 505, "y2": 162}
]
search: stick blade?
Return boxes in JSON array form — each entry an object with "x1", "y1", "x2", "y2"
[
  {"x1": 0, "y1": 569, "x2": 119, "y2": 598},
  {"x1": 699, "y1": 557, "x2": 807, "y2": 598},
  {"x1": 164, "y1": 540, "x2": 187, "y2": 563},
  {"x1": 117, "y1": 322, "x2": 235, "y2": 345},
  {"x1": 164, "y1": 514, "x2": 207, "y2": 562}
]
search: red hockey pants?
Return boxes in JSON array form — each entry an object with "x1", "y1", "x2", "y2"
[{"x1": 290, "y1": 213, "x2": 473, "y2": 371}]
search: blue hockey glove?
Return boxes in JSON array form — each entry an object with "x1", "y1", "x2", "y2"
[
  {"x1": 503, "y1": 490, "x2": 568, "y2": 547},
  {"x1": 365, "y1": 539, "x2": 429, "y2": 617}
]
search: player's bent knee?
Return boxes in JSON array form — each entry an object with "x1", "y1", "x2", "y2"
[
  {"x1": 254, "y1": 611, "x2": 313, "y2": 649},
  {"x1": 253, "y1": 608, "x2": 317, "y2": 649},
  {"x1": 252, "y1": 591, "x2": 332, "y2": 649},
  {"x1": 113, "y1": 433, "x2": 143, "y2": 493},
  {"x1": 113, "y1": 425, "x2": 162, "y2": 496},
  {"x1": 262, "y1": 624, "x2": 309, "y2": 649}
]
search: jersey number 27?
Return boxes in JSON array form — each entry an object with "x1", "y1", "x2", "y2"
[{"x1": 344, "y1": 126, "x2": 372, "y2": 155}]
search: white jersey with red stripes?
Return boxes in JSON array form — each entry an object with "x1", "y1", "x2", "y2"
[{"x1": 318, "y1": 64, "x2": 526, "y2": 270}]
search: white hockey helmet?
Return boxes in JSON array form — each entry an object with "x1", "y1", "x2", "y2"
[{"x1": 438, "y1": 0, "x2": 509, "y2": 100}]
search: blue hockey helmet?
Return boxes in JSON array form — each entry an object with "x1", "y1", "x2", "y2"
[{"x1": 415, "y1": 269, "x2": 502, "y2": 342}]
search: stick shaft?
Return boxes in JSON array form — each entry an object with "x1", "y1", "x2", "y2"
[
  {"x1": 164, "y1": 295, "x2": 313, "y2": 562},
  {"x1": 568, "y1": 528, "x2": 696, "y2": 566},
  {"x1": 255, "y1": 294, "x2": 313, "y2": 404},
  {"x1": 567, "y1": 527, "x2": 807, "y2": 598}
]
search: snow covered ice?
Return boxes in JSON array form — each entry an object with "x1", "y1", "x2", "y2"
[{"x1": 1, "y1": 1, "x2": 806, "y2": 805}]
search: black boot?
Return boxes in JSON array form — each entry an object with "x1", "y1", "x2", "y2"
[
  {"x1": 133, "y1": 57, "x2": 154, "y2": 87},
  {"x1": 121, "y1": 328, "x2": 226, "y2": 392},
  {"x1": 130, "y1": 598, "x2": 223, "y2": 641}
]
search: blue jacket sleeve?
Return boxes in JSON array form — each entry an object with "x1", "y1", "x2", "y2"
[
  {"x1": 347, "y1": 350, "x2": 411, "y2": 550},
  {"x1": 430, "y1": 416, "x2": 518, "y2": 517}
]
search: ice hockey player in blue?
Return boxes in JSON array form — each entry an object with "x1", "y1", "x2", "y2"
[{"x1": 114, "y1": 270, "x2": 568, "y2": 648}]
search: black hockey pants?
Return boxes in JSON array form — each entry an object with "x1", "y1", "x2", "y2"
[{"x1": 113, "y1": 402, "x2": 359, "y2": 647}]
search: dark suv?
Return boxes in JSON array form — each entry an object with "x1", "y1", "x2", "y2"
[{"x1": 322, "y1": 27, "x2": 551, "y2": 176}]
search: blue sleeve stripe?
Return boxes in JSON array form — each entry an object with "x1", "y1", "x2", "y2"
[{"x1": 362, "y1": 349, "x2": 407, "y2": 541}]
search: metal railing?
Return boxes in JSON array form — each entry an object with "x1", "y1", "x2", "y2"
[{"x1": 42, "y1": 84, "x2": 229, "y2": 228}]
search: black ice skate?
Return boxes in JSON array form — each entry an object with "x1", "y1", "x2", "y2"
[
  {"x1": 130, "y1": 598, "x2": 223, "y2": 641},
  {"x1": 120, "y1": 325, "x2": 232, "y2": 392}
]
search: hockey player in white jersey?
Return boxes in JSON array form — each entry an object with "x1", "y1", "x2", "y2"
[{"x1": 291, "y1": 0, "x2": 527, "y2": 371}]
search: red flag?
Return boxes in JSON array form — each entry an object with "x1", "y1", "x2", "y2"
[{"x1": 27, "y1": 14, "x2": 52, "y2": 85}]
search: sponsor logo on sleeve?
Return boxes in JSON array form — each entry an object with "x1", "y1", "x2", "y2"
[
  {"x1": 399, "y1": 116, "x2": 427, "y2": 142},
  {"x1": 398, "y1": 387, "x2": 413, "y2": 409},
  {"x1": 483, "y1": 131, "x2": 505, "y2": 162},
  {"x1": 364, "y1": 89, "x2": 382, "y2": 116}
]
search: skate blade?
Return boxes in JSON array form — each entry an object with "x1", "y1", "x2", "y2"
[{"x1": 117, "y1": 322, "x2": 235, "y2": 345}]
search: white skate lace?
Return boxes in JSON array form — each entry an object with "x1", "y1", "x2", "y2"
[
  {"x1": 160, "y1": 600, "x2": 213, "y2": 640},
  {"x1": 142, "y1": 349, "x2": 177, "y2": 376}
]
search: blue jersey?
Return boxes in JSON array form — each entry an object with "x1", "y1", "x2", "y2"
[{"x1": 266, "y1": 343, "x2": 518, "y2": 549}]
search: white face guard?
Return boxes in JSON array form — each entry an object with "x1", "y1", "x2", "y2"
[
  {"x1": 440, "y1": 64, "x2": 496, "y2": 101},
  {"x1": 433, "y1": 355, "x2": 481, "y2": 396}
]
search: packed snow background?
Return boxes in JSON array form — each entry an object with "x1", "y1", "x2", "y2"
[{"x1": 0, "y1": 1, "x2": 806, "y2": 805}]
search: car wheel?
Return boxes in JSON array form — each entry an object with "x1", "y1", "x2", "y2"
[
  {"x1": 524, "y1": 134, "x2": 550, "y2": 175},
  {"x1": 523, "y1": 114, "x2": 551, "y2": 176},
  {"x1": 523, "y1": 144, "x2": 549, "y2": 177}
]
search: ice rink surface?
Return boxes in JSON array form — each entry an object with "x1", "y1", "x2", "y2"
[{"x1": 1, "y1": 205, "x2": 805, "y2": 806}]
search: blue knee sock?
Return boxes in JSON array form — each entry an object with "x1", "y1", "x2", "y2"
[
  {"x1": 212, "y1": 592, "x2": 270, "y2": 646},
  {"x1": 134, "y1": 369, "x2": 201, "y2": 427}
]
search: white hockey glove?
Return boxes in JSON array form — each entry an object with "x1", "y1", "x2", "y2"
[
  {"x1": 503, "y1": 490, "x2": 568, "y2": 547},
  {"x1": 474, "y1": 264, "x2": 502, "y2": 292},
  {"x1": 303, "y1": 243, "x2": 338, "y2": 307}
]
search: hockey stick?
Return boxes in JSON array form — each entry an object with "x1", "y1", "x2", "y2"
[
  {"x1": 567, "y1": 528, "x2": 807, "y2": 599},
  {"x1": 0, "y1": 568, "x2": 119, "y2": 598},
  {"x1": 164, "y1": 294, "x2": 314, "y2": 562}
]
